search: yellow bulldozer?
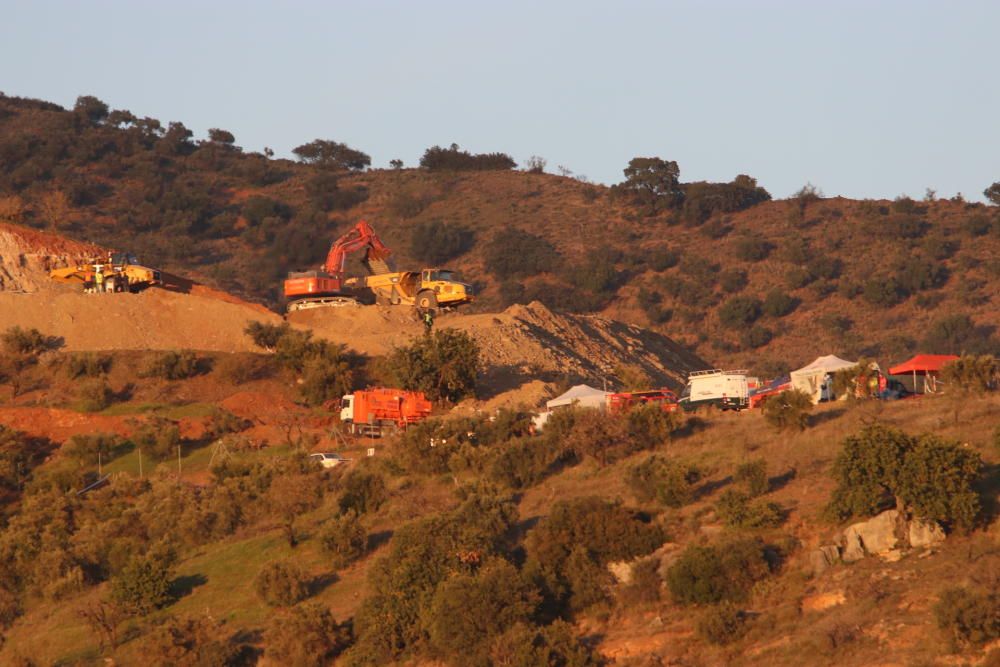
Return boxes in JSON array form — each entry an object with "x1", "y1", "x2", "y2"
[{"x1": 49, "y1": 252, "x2": 162, "y2": 292}]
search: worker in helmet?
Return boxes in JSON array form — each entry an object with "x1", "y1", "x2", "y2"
[
  {"x1": 422, "y1": 309, "x2": 434, "y2": 334},
  {"x1": 94, "y1": 266, "x2": 105, "y2": 294}
]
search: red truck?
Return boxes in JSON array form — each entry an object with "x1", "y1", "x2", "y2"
[
  {"x1": 339, "y1": 388, "x2": 432, "y2": 436},
  {"x1": 607, "y1": 389, "x2": 679, "y2": 415}
]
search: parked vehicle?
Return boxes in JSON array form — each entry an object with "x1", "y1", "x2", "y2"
[
  {"x1": 607, "y1": 389, "x2": 679, "y2": 414},
  {"x1": 309, "y1": 452, "x2": 350, "y2": 468},
  {"x1": 678, "y1": 369, "x2": 749, "y2": 412},
  {"x1": 340, "y1": 388, "x2": 432, "y2": 436}
]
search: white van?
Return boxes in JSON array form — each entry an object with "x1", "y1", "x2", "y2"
[{"x1": 678, "y1": 370, "x2": 749, "y2": 411}]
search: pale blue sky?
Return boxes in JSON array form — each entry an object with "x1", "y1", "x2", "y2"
[{"x1": 2, "y1": 1, "x2": 997, "y2": 200}]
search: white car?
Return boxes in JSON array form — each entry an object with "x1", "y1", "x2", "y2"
[{"x1": 309, "y1": 452, "x2": 349, "y2": 469}]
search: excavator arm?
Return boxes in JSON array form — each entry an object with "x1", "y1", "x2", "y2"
[{"x1": 323, "y1": 220, "x2": 393, "y2": 276}]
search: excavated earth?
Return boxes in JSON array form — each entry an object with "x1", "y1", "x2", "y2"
[{"x1": 0, "y1": 222, "x2": 708, "y2": 389}]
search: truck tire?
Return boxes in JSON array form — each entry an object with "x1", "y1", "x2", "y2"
[{"x1": 417, "y1": 290, "x2": 438, "y2": 309}]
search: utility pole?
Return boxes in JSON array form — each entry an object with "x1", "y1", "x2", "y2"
[
  {"x1": 177, "y1": 444, "x2": 182, "y2": 481},
  {"x1": 138, "y1": 448, "x2": 143, "y2": 479}
]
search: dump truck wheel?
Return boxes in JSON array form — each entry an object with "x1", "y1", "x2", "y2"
[{"x1": 417, "y1": 291, "x2": 437, "y2": 309}]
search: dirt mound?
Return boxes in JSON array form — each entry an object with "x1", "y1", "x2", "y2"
[
  {"x1": 0, "y1": 223, "x2": 104, "y2": 292},
  {"x1": 0, "y1": 288, "x2": 282, "y2": 352},
  {"x1": 294, "y1": 301, "x2": 707, "y2": 389},
  {"x1": 0, "y1": 407, "x2": 136, "y2": 443}
]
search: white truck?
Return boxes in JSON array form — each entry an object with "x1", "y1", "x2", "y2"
[{"x1": 678, "y1": 369, "x2": 750, "y2": 412}]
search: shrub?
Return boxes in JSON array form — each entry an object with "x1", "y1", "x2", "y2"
[
  {"x1": 65, "y1": 352, "x2": 111, "y2": 378},
  {"x1": 76, "y1": 380, "x2": 114, "y2": 412},
  {"x1": 826, "y1": 424, "x2": 982, "y2": 530},
  {"x1": 963, "y1": 213, "x2": 993, "y2": 237},
  {"x1": 63, "y1": 433, "x2": 127, "y2": 466},
  {"x1": 648, "y1": 245, "x2": 681, "y2": 271},
  {"x1": 741, "y1": 325, "x2": 773, "y2": 349},
  {"x1": 419, "y1": 143, "x2": 516, "y2": 171},
  {"x1": 484, "y1": 228, "x2": 560, "y2": 280},
  {"x1": 490, "y1": 620, "x2": 600, "y2": 667},
  {"x1": 761, "y1": 389, "x2": 813, "y2": 431},
  {"x1": 626, "y1": 455, "x2": 701, "y2": 508},
  {"x1": 255, "y1": 561, "x2": 310, "y2": 607},
  {"x1": 734, "y1": 236, "x2": 773, "y2": 262},
  {"x1": 244, "y1": 321, "x2": 290, "y2": 351},
  {"x1": 111, "y1": 556, "x2": 173, "y2": 615},
  {"x1": 300, "y1": 353, "x2": 354, "y2": 406},
  {"x1": 141, "y1": 351, "x2": 205, "y2": 380},
  {"x1": 697, "y1": 602, "x2": 749, "y2": 645},
  {"x1": 1, "y1": 326, "x2": 50, "y2": 356},
  {"x1": 611, "y1": 157, "x2": 684, "y2": 215},
  {"x1": 718, "y1": 296, "x2": 762, "y2": 329},
  {"x1": 381, "y1": 328, "x2": 479, "y2": 403},
  {"x1": 338, "y1": 470, "x2": 387, "y2": 515},
  {"x1": 410, "y1": 219, "x2": 475, "y2": 264},
  {"x1": 735, "y1": 459, "x2": 769, "y2": 497},
  {"x1": 863, "y1": 277, "x2": 907, "y2": 307},
  {"x1": 785, "y1": 266, "x2": 815, "y2": 289},
  {"x1": 934, "y1": 587, "x2": 1000, "y2": 648},
  {"x1": 215, "y1": 353, "x2": 273, "y2": 383},
  {"x1": 320, "y1": 512, "x2": 368, "y2": 568},
  {"x1": 924, "y1": 314, "x2": 997, "y2": 356},
  {"x1": 715, "y1": 490, "x2": 784, "y2": 529},
  {"x1": 265, "y1": 603, "x2": 351, "y2": 667},
  {"x1": 146, "y1": 615, "x2": 246, "y2": 667},
  {"x1": 762, "y1": 289, "x2": 797, "y2": 317},
  {"x1": 665, "y1": 538, "x2": 773, "y2": 605},
  {"x1": 941, "y1": 355, "x2": 999, "y2": 393},
  {"x1": 293, "y1": 139, "x2": 370, "y2": 170},
  {"x1": 133, "y1": 418, "x2": 182, "y2": 461},
  {"x1": 720, "y1": 269, "x2": 746, "y2": 293},
  {"x1": 423, "y1": 559, "x2": 539, "y2": 666}
]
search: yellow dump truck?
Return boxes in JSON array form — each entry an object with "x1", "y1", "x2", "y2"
[
  {"x1": 49, "y1": 252, "x2": 162, "y2": 292},
  {"x1": 350, "y1": 268, "x2": 474, "y2": 309}
]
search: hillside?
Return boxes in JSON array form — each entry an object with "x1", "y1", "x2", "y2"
[{"x1": 2, "y1": 92, "x2": 998, "y2": 375}]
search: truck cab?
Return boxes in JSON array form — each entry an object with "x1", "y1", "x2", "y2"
[
  {"x1": 340, "y1": 394, "x2": 355, "y2": 424},
  {"x1": 419, "y1": 268, "x2": 474, "y2": 308}
]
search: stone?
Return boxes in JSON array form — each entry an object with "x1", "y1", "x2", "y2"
[
  {"x1": 607, "y1": 560, "x2": 632, "y2": 584},
  {"x1": 808, "y1": 545, "x2": 842, "y2": 575},
  {"x1": 841, "y1": 509, "x2": 906, "y2": 560},
  {"x1": 841, "y1": 529, "x2": 865, "y2": 563},
  {"x1": 908, "y1": 519, "x2": 946, "y2": 548}
]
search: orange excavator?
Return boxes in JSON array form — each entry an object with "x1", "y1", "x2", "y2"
[{"x1": 283, "y1": 220, "x2": 393, "y2": 312}]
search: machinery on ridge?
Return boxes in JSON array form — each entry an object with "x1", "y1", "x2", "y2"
[{"x1": 283, "y1": 220, "x2": 474, "y2": 312}]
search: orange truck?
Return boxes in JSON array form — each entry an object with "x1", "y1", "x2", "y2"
[{"x1": 339, "y1": 388, "x2": 432, "y2": 436}]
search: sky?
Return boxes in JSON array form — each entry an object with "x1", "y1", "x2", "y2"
[{"x1": 1, "y1": 0, "x2": 998, "y2": 200}]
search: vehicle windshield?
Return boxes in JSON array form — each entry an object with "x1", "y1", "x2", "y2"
[
  {"x1": 680, "y1": 384, "x2": 691, "y2": 399},
  {"x1": 428, "y1": 270, "x2": 460, "y2": 282}
]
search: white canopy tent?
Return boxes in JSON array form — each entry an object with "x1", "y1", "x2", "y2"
[
  {"x1": 790, "y1": 355, "x2": 858, "y2": 404},
  {"x1": 545, "y1": 384, "x2": 609, "y2": 411}
]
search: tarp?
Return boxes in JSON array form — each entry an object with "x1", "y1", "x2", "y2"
[
  {"x1": 889, "y1": 354, "x2": 958, "y2": 375},
  {"x1": 546, "y1": 384, "x2": 608, "y2": 410},
  {"x1": 790, "y1": 355, "x2": 858, "y2": 404}
]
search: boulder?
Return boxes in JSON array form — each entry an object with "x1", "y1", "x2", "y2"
[
  {"x1": 807, "y1": 545, "x2": 842, "y2": 575},
  {"x1": 908, "y1": 519, "x2": 945, "y2": 548},
  {"x1": 842, "y1": 509, "x2": 905, "y2": 559}
]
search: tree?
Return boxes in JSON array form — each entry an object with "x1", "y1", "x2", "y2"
[
  {"x1": 761, "y1": 389, "x2": 813, "y2": 430},
  {"x1": 265, "y1": 603, "x2": 351, "y2": 667},
  {"x1": 826, "y1": 424, "x2": 982, "y2": 530},
  {"x1": 255, "y1": 561, "x2": 310, "y2": 607},
  {"x1": 419, "y1": 143, "x2": 516, "y2": 171},
  {"x1": 718, "y1": 296, "x2": 762, "y2": 329},
  {"x1": 207, "y1": 128, "x2": 235, "y2": 145},
  {"x1": 616, "y1": 157, "x2": 684, "y2": 213},
  {"x1": 666, "y1": 538, "x2": 772, "y2": 604},
  {"x1": 269, "y1": 474, "x2": 323, "y2": 546},
  {"x1": 292, "y1": 139, "x2": 371, "y2": 171},
  {"x1": 984, "y1": 182, "x2": 1000, "y2": 206},
  {"x1": 923, "y1": 314, "x2": 997, "y2": 355},
  {"x1": 484, "y1": 228, "x2": 560, "y2": 280},
  {"x1": 410, "y1": 219, "x2": 475, "y2": 264},
  {"x1": 941, "y1": 355, "x2": 999, "y2": 393},
  {"x1": 73, "y1": 95, "x2": 109, "y2": 124},
  {"x1": 381, "y1": 328, "x2": 479, "y2": 402},
  {"x1": 110, "y1": 556, "x2": 173, "y2": 615}
]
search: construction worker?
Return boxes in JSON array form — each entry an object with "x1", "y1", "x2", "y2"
[
  {"x1": 422, "y1": 309, "x2": 434, "y2": 333},
  {"x1": 94, "y1": 266, "x2": 105, "y2": 294}
]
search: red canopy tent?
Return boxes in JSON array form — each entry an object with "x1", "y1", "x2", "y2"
[{"x1": 888, "y1": 354, "x2": 958, "y2": 393}]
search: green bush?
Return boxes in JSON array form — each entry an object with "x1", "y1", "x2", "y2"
[
  {"x1": 215, "y1": 353, "x2": 273, "y2": 383},
  {"x1": 762, "y1": 289, "x2": 797, "y2": 317},
  {"x1": 718, "y1": 296, "x2": 762, "y2": 329},
  {"x1": 293, "y1": 138, "x2": 371, "y2": 170},
  {"x1": 741, "y1": 325, "x2": 773, "y2": 349},
  {"x1": 484, "y1": 228, "x2": 560, "y2": 280},
  {"x1": 1, "y1": 326, "x2": 50, "y2": 356},
  {"x1": 410, "y1": 219, "x2": 475, "y2": 264},
  {"x1": 338, "y1": 470, "x2": 388, "y2": 515},
  {"x1": 941, "y1": 355, "x2": 998, "y2": 393},
  {"x1": 146, "y1": 615, "x2": 246, "y2": 667},
  {"x1": 423, "y1": 559, "x2": 539, "y2": 666},
  {"x1": 734, "y1": 236, "x2": 773, "y2": 262},
  {"x1": 735, "y1": 459, "x2": 769, "y2": 497},
  {"x1": 381, "y1": 328, "x2": 479, "y2": 403},
  {"x1": 265, "y1": 603, "x2": 351, "y2": 667},
  {"x1": 65, "y1": 352, "x2": 111, "y2": 378},
  {"x1": 697, "y1": 602, "x2": 749, "y2": 645},
  {"x1": 626, "y1": 455, "x2": 701, "y2": 508},
  {"x1": 785, "y1": 266, "x2": 815, "y2": 289},
  {"x1": 320, "y1": 512, "x2": 368, "y2": 568},
  {"x1": 111, "y1": 556, "x2": 173, "y2": 615},
  {"x1": 255, "y1": 561, "x2": 310, "y2": 607},
  {"x1": 133, "y1": 418, "x2": 182, "y2": 461},
  {"x1": 300, "y1": 353, "x2": 354, "y2": 406},
  {"x1": 827, "y1": 424, "x2": 982, "y2": 530},
  {"x1": 666, "y1": 538, "x2": 773, "y2": 605},
  {"x1": 489, "y1": 620, "x2": 601, "y2": 667},
  {"x1": 141, "y1": 351, "x2": 206, "y2": 380},
  {"x1": 244, "y1": 321, "x2": 290, "y2": 351},
  {"x1": 720, "y1": 269, "x2": 746, "y2": 293},
  {"x1": 934, "y1": 587, "x2": 1000, "y2": 647},
  {"x1": 863, "y1": 277, "x2": 906, "y2": 307},
  {"x1": 715, "y1": 490, "x2": 784, "y2": 529},
  {"x1": 76, "y1": 380, "x2": 114, "y2": 412},
  {"x1": 611, "y1": 157, "x2": 684, "y2": 215},
  {"x1": 923, "y1": 314, "x2": 997, "y2": 355},
  {"x1": 761, "y1": 389, "x2": 813, "y2": 431},
  {"x1": 63, "y1": 433, "x2": 128, "y2": 466},
  {"x1": 419, "y1": 143, "x2": 516, "y2": 171}
]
